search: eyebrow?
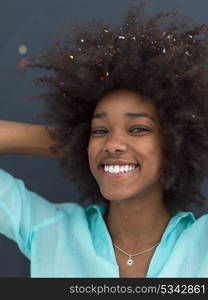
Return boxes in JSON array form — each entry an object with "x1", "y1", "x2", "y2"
[{"x1": 92, "y1": 112, "x2": 157, "y2": 125}]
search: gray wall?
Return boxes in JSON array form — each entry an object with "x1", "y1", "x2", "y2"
[{"x1": 0, "y1": 0, "x2": 208, "y2": 277}]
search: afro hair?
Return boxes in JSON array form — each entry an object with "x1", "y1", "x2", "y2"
[{"x1": 28, "y1": 1, "x2": 208, "y2": 215}]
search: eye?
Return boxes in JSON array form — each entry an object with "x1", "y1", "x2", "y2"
[
  {"x1": 91, "y1": 127, "x2": 149, "y2": 135},
  {"x1": 130, "y1": 127, "x2": 149, "y2": 133},
  {"x1": 91, "y1": 129, "x2": 107, "y2": 134}
]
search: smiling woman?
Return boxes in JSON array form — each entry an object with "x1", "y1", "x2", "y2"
[
  {"x1": 87, "y1": 90, "x2": 170, "y2": 277},
  {"x1": 1, "y1": 1, "x2": 208, "y2": 277}
]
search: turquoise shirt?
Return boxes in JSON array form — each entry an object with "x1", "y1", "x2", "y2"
[{"x1": 0, "y1": 168, "x2": 207, "y2": 278}]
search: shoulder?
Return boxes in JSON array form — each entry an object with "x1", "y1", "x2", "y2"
[
  {"x1": 178, "y1": 212, "x2": 208, "y2": 240},
  {"x1": 188, "y1": 213, "x2": 208, "y2": 231},
  {"x1": 32, "y1": 202, "x2": 87, "y2": 233}
]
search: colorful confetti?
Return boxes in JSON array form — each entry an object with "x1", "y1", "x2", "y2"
[
  {"x1": 96, "y1": 57, "x2": 104, "y2": 63},
  {"x1": 81, "y1": 39, "x2": 84, "y2": 43},
  {"x1": 162, "y1": 48, "x2": 167, "y2": 54},
  {"x1": 104, "y1": 29, "x2": 109, "y2": 33},
  {"x1": 192, "y1": 114, "x2": 196, "y2": 119},
  {"x1": 18, "y1": 44, "x2": 28, "y2": 55},
  {"x1": 118, "y1": 36, "x2": 125, "y2": 39},
  {"x1": 185, "y1": 51, "x2": 191, "y2": 56},
  {"x1": 69, "y1": 55, "x2": 74, "y2": 59},
  {"x1": 100, "y1": 71, "x2": 110, "y2": 80},
  {"x1": 59, "y1": 81, "x2": 65, "y2": 87}
]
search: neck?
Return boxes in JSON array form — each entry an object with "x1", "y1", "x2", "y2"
[{"x1": 104, "y1": 191, "x2": 172, "y2": 252}]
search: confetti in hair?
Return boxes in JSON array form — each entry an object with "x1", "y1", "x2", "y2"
[
  {"x1": 202, "y1": 64, "x2": 208, "y2": 70},
  {"x1": 58, "y1": 81, "x2": 65, "y2": 87},
  {"x1": 100, "y1": 71, "x2": 110, "y2": 80},
  {"x1": 96, "y1": 57, "x2": 104, "y2": 63},
  {"x1": 185, "y1": 51, "x2": 191, "y2": 56}
]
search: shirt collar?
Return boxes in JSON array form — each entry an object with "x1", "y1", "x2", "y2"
[
  {"x1": 86, "y1": 203, "x2": 117, "y2": 265},
  {"x1": 85, "y1": 204, "x2": 196, "y2": 263}
]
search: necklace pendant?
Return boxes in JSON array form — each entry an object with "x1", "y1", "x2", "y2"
[{"x1": 126, "y1": 256, "x2": 134, "y2": 266}]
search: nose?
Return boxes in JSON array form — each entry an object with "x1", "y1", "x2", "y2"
[{"x1": 103, "y1": 133, "x2": 128, "y2": 153}]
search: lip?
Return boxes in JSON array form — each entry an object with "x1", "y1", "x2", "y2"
[{"x1": 100, "y1": 164, "x2": 140, "y2": 178}]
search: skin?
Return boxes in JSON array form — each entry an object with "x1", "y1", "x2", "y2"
[{"x1": 87, "y1": 89, "x2": 172, "y2": 253}]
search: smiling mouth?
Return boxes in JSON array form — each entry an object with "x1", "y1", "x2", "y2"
[{"x1": 100, "y1": 164, "x2": 140, "y2": 178}]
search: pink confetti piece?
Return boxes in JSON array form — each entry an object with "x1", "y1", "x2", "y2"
[
  {"x1": 96, "y1": 57, "x2": 104, "y2": 62},
  {"x1": 18, "y1": 58, "x2": 29, "y2": 69}
]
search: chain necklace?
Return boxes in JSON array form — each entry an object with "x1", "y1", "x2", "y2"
[{"x1": 113, "y1": 242, "x2": 160, "y2": 266}]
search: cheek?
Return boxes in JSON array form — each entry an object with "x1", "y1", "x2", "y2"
[
  {"x1": 142, "y1": 145, "x2": 163, "y2": 169},
  {"x1": 150, "y1": 148, "x2": 163, "y2": 174},
  {"x1": 87, "y1": 148, "x2": 98, "y2": 177}
]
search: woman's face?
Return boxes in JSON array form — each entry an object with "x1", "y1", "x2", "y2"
[{"x1": 88, "y1": 89, "x2": 164, "y2": 202}]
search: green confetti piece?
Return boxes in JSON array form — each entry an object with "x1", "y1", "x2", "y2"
[{"x1": 202, "y1": 64, "x2": 208, "y2": 70}]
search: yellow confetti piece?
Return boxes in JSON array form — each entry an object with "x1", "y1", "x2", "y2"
[
  {"x1": 106, "y1": 72, "x2": 110, "y2": 76},
  {"x1": 18, "y1": 44, "x2": 28, "y2": 55},
  {"x1": 69, "y1": 55, "x2": 74, "y2": 59}
]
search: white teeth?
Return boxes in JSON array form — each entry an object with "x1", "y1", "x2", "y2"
[{"x1": 104, "y1": 164, "x2": 136, "y2": 174}]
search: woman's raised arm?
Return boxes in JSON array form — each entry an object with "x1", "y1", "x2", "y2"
[{"x1": 0, "y1": 120, "x2": 62, "y2": 158}]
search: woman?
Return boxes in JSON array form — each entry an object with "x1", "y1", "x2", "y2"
[{"x1": 0, "y1": 2, "x2": 208, "y2": 277}]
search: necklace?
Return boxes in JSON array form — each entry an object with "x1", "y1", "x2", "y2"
[{"x1": 113, "y1": 242, "x2": 160, "y2": 266}]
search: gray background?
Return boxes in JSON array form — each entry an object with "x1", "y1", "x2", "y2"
[{"x1": 0, "y1": 0, "x2": 208, "y2": 277}]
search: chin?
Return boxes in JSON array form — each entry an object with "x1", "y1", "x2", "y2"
[{"x1": 100, "y1": 190, "x2": 132, "y2": 202}]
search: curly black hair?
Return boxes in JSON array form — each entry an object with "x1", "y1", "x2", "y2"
[{"x1": 28, "y1": 1, "x2": 208, "y2": 215}]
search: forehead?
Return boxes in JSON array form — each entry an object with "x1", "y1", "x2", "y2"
[{"x1": 94, "y1": 90, "x2": 158, "y2": 119}]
